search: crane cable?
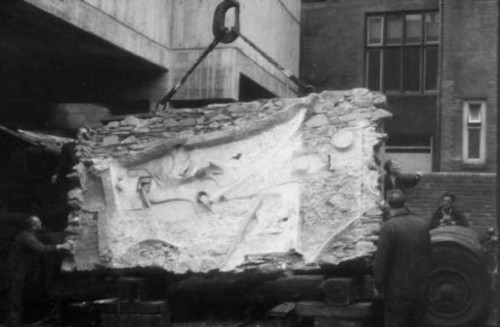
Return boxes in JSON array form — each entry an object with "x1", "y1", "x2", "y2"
[
  {"x1": 156, "y1": 35, "x2": 223, "y2": 111},
  {"x1": 235, "y1": 30, "x2": 314, "y2": 94},
  {"x1": 156, "y1": 0, "x2": 313, "y2": 111}
]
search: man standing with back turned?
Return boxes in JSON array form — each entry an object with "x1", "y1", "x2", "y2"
[{"x1": 374, "y1": 189, "x2": 431, "y2": 327}]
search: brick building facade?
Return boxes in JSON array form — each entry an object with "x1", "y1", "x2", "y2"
[
  {"x1": 440, "y1": 0, "x2": 498, "y2": 172},
  {"x1": 301, "y1": 0, "x2": 498, "y2": 232}
]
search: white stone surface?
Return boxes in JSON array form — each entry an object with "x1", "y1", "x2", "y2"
[{"x1": 67, "y1": 90, "x2": 390, "y2": 273}]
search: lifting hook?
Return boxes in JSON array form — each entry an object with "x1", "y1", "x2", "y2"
[{"x1": 212, "y1": 0, "x2": 240, "y2": 44}]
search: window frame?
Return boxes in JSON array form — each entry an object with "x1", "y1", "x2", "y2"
[
  {"x1": 462, "y1": 101, "x2": 486, "y2": 164},
  {"x1": 365, "y1": 10, "x2": 439, "y2": 94}
]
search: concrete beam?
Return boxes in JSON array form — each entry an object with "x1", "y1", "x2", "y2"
[{"x1": 22, "y1": 0, "x2": 172, "y2": 70}]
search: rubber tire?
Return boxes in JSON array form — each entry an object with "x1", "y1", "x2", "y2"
[{"x1": 424, "y1": 241, "x2": 491, "y2": 327}]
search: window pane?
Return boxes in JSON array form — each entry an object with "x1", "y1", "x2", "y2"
[
  {"x1": 367, "y1": 50, "x2": 381, "y2": 90},
  {"x1": 468, "y1": 104, "x2": 482, "y2": 123},
  {"x1": 384, "y1": 48, "x2": 401, "y2": 91},
  {"x1": 403, "y1": 47, "x2": 421, "y2": 91},
  {"x1": 424, "y1": 47, "x2": 438, "y2": 91},
  {"x1": 468, "y1": 128, "x2": 481, "y2": 159},
  {"x1": 368, "y1": 16, "x2": 383, "y2": 45},
  {"x1": 405, "y1": 14, "x2": 423, "y2": 44},
  {"x1": 425, "y1": 12, "x2": 439, "y2": 43},
  {"x1": 386, "y1": 15, "x2": 403, "y2": 45}
]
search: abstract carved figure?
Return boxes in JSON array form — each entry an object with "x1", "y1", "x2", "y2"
[{"x1": 63, "y1": 89, "x2": 392, "y2": 273}]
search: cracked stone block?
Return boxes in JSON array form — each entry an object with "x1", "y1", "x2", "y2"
[{"x1": 67, "y1": 89, "x2": 391, "y2": 274}]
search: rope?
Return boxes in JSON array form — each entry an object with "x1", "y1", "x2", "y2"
[{"x1": 156, "y1": 34, "x2": 223, "y2": 110}]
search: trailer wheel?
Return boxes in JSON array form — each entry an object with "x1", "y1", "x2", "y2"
[{"x1": 425, "y1": 226, "x2": 491, "y2": 327}]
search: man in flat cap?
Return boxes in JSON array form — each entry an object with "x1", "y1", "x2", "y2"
[{"x1": 374, "y1": 189, "x2": 431, "y2": 327}]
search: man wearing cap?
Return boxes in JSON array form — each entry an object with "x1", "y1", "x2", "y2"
[
  {"x1": 429, "y1": 192, "x2": 469, "y2": 229},
  {"x1": 374, "y1": 189, "x2": 431, "y2": 327}
]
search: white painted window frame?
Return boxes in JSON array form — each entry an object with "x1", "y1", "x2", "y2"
[{"x1": 462, "y1": 101, "x2": 486, "y2": 163}]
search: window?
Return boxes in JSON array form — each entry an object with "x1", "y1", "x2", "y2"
[
  {"x1": 463, "y1": 101, "x2": 486, "y2": 163},
  {"x1": 365, "y1": 11, "x2": 439, "y2": 93},
  {"x1": 386, "y1": 135, "x2": 433, "y2": 172}
]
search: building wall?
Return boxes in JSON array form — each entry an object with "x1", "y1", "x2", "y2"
[
  {"x1": 22, "y1": 0, "x2": 301, "y2": 102},
  {"x1": 439, "y1": 0, "x2": 498, "y2": 172},
  {"x1": 59, "y1": 0, "x2": 301, "y2": 79},
  {"x1": 84, "y1": 0, "x2": 301, "y2": 100},
  {"x1": 300, "y1": 0, "x2": 439, "y2": 169},
  {"x1": 83, "y1": 0, "x2": 173, "y2": 47},
  {"x1": 300, "y1": 0, "x2": 438, "y2": 90},
  {"x1": 169, "y1": 0, "x2": 301, "y2": 100},
  {"x1": 301, "y1": 0, "x2": 499, "y2": 173},
  {"x1": 170, "y1": 0, "x2": 300, "y2": 76}
]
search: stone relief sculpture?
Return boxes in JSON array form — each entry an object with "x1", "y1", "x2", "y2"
[{"x1": 64, "y1": 89, "x2": 391, "y2": 274}]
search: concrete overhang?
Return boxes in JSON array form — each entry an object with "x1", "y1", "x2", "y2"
[
  {"x1": 0, "y1": 1, "x2": 169, "y2": 75},
  {"x1": 0, "y1": 1, "x2": 171, "y2": 102}
]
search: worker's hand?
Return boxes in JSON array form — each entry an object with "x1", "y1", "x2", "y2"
[
  {"x1": 51, "y1": 174, "x2": 57, "y2": 184},
  {"x1": 57, "y1": 241, "x2": 74, "y2": 252}
]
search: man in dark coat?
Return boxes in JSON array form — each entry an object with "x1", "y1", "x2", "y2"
[
  {"x1": 383, "y1": 159, "x2": 422, "y2": 201},
  {"x1": 429, "y1": 192, "x2": 469, "y2": 229},
  {"x1": 374, "y1": 189, "x2": 431, "y2": 327},
  {"x1": 4, "y1": 215, "x2": 72, "y2": 327}
]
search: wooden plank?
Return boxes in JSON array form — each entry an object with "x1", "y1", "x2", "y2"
[
  {"x1": 296, "y1": 301, "x2": 372, "y2": 319},
  {"x1": 315, "y1": 317, "x2": 368, "y2": 327},
  {"x1": 101, "y1": 314, "x2": 169, "y2": 327}
]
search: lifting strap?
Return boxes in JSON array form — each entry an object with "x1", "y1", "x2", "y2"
[
  {"x1": 235, "y1": 30, "x2": 314, "y2": 94},
  {"x1": 156, "y1": 35, "x2": 223, "y2": 110}
]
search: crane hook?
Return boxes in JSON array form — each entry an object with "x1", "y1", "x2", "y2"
[{"x1": 212, "y1": 0, "x2": 240, "y2": 44}]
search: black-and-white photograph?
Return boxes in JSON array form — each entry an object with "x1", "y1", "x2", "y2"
[{"x1": 0, "y1": 1, "x2": 497, "y2": 326}]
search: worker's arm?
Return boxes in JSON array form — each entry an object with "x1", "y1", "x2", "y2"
[
  {"x1": 17, "y1": 232, "x2": 71, "y2": 253},
  {"x1": 398, "y1": 173, "x2": 422, "y2": 188}
]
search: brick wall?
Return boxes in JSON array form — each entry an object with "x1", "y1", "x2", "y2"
[
  {"x1": 300, "y1": 0, "x2": 438, "y2": 92},
  {"x1": 405, "y1": 172, "x2": 497, "y2": 235},
  {"x1": 440, "y1": 0, "x2": 498, "y2": 172},
  {"x1": 301, "y1": 0, "x2": 499, "y2": 173}
]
